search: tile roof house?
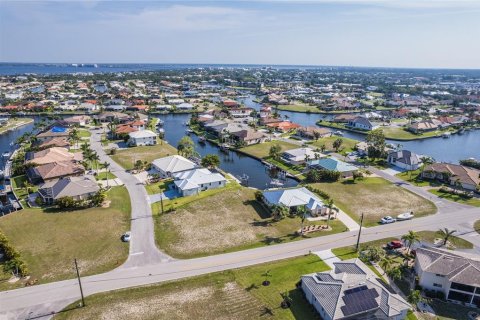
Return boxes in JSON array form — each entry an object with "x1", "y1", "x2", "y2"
[
  {"x1": 152, "y1": 155, "x2": 197, "y2": 178},
  {"x1": 307, "y1": 157, "x2": 359, "y2": 178},
  {"x1": 301, "y1": 259, "x2": 410, "y2": 319},
  {"x1": 347, "y1": 116, "x2": 376, "y2": 131},
  {"x1": 26, "y1": 161, "x2": 85, "y2": 184},
  {"x1": 230, "y1": 129, "x2": 267, "y2": 145},
  {"x1": 421, "y1": 163, "x2": 480, "y2": 191},
  {"x1": 297, "y1": 126, "x2": 331, "y2": 139},
  {"x1": 262, "y1": 187, "x2": 328, "y2": 216},
  {"x1": 387, "y1": 150, "x2": 421, "y2": 171},
  {"x1": 415, "y1": 247, "x2": 480, "y2": 306},
  {"x1": 38, "y1": 176, "x2": 100, "y2": 204},
  {"x1": 266, "y1": 121, "x2": 301, "y2": 132},
  {"x1": 173, "y1": 168, "x2": 227, "y2": 197},
  {"x1": 36, "y1": 127, "x2": 70, "y2": 142},
  {"x1": 407, "y1": 119, "x2": 442, "y2": 133},
  {"x1": 35, "y1": 137, "x2": 70, "y2": 150},
  {"x1": 62, "y1": 115, "x2": 91, "y2": 126},
  {"x1": 25, "y1": 147, "x2": 83, "y2": 165}
]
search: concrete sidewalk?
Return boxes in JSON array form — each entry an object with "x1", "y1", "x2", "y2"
[{"x1": 313, "y1": 249, "x2": 341, "y2": 268}]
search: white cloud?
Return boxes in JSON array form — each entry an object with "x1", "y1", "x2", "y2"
[
  {"x1": 98, "y1": 5, "x2": 255, "y2": 31},
  {"x1": 250, "y1": 0, "x2": 480, "y2": 9}
]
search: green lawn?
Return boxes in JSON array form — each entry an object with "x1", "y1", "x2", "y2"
[
  {"x1": 309, "y1": 177, "x2": 437, "y2": 226},
  {"x1": 154, "y1": 186, "x2": 347, "y2": 258},
  {"x1": 77, "y1": 129, "x2": 91, "y2": 138},
  {"x1": 332, "y1": 237, "x2": 399, "y2": 260},
  {"x1": 429, "y1": 189, "x2": 480, "y2": 207},
  {"x1": 416, "y1": 231, "x2": 473, "y2": 249},
  {"x1": 95, "y1": 171, "x2": 117, "y2": 181},
  {"x1": 239, "y1": 140, "x2": 299, "y2": 159},
  {"x1": 55, "y1": 255, "x2": 329, "y2": 320},
  {"x1": 395, "y1": 170, "x2": 442, "y2": 187},
  {"x1": 110, "y1": 139, "x2": 177, "y2": 170},
  {"x1": 0, "y1": 118, "x2": 34, "y2": 134},
  {"x1": 0, "y1": 186, "x2": 131, "y2": 290},
  {"x1": 309, "y1": 136, "x2": 359, "y2": 153},
  {"x1": 145, "y1": 179, "x2": 172, "y2": 195}
]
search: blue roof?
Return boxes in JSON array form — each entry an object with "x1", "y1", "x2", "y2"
[{"x1": 308, "y1": 157, "x2": 358, "y2": 172}]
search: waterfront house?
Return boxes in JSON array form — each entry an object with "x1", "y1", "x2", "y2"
[
  {"x1": 26, "y1": 161, "x2": 85, "y2": 184},
  {"x1": 155, "y1": 104, "x2": 173, "y2": 111},
  {"x1": 262, "y1": 187, "x2": 328, "y2": 216},
  {"x1": 407, "y1": 119, "x2": 441, "y2": 133},
  {"x1": 177, "y1": 103, "x2": 195, "y2": 110},
  {"x1": 307, "y1": 157, "x2": 358, "y2": 178},
  {"x1": 421, "y1": 163, "x2": 480, "y2": 191},
  {"x1": 229, "y1": 107, "x2": 254, "y2": 118},
  {"x1": 35, "y1": 137, "x2": 70, "y2": 150},
  {"x1": 387, "y1": 150, "x2": 421, "y2": 171},
  {"x1": 38, "y1": 176, "x2": 99, "y2": 204},
  {"x1": 222, "y1": 99, "x2": 239, "y2": 108},
  {"x1": 172, "y1": 168, "x2": 226, "y2": 197},
  {"x1": 62, "y1": 115, "x2": 91, "y2": 127},
  {"x1": 297, "y1": 126, "x2": 331, "y2": 140},
  {"x1": 152, "y1": 155, "x2": 197, "y2": 178},
  {"x1": 25, "y1": 147, "x2": 83, "y2": 166},
  {"x1": 36, "y1": 127, "x2": 69, "y2": 143},
  {"x1": 415, "y1": 247, "x2": 480, "y2": 306},
  {"x1": 332, "y1": 114, "x2": 357, "y2": 123},
  {"x1": 301, "y1": 259, "x2": 410, "y2": 320},
  {"x1": 230, "y1": 129, "x2": 267, "y2": 146},
  {"x1": 266, "y1": 121, "x2": 301, "y2": 133},
  {"x1": 128, "y1": 130, "x2": 157, "y2": 146},
  {"x1": 281, "y1": 147, "x2": 318, "y2": 165},
  {"x1": 347, "y1": 116, "x2": 376, "y2": 131},
  {"x1": 94, "y1": 111, "x2": 132, "y2": 123}
]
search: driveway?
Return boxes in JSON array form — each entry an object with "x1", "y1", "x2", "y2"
[{"x1": 149, "y1": 189, "x2": 179, "y2": 203}]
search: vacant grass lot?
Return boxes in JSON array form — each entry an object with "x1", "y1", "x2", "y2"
[
  {"x1": 77, "y1": 129, "x2": 91, "y2": 138},
  {"x1": 395, "y1": 170, "x2": 442, "y2": 187},
  {"x1": 154, "y1": 187, "x2": 347, "y2": 258},
  {"x1": 55, "y1": 255, "x2": 329, "y2": 320},
  {"x1": 0, "y1": 186, "x2": 130, "y2": 290},
  {"x1": 309, "y1": 177, "x2": 437, "y2": 226},
  {"x1": 239, "y1": 140, "x2": 299, "y2": 159},
  {"x1": 429, "y1": 188, "x2": 480, "y2": 207},
  {"x1": 309, "y1": 136, "x2": 359, "y2": 153},
  {"x1": 110, "y1": 140, "x2": 177, "y2": 170}
]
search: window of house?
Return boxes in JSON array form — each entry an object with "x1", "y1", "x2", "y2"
[
  {"x1": 433, "y1": 283, "x2": 442, "y2": 288},
  {"x1": 451, "y1": 282, "x2": 475, "y2": 293},
  {"x1": 435, "y1": 274, "x2": 445, "y2": 278}
]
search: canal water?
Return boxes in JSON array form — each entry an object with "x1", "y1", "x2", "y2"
[
  {"x1": 0, "y1": 120, "x2": 35, "y2": 169},
  {"x1": 155, "y1": 114, "x2": 299, "y2": 189},
  {"x1": 238, "y1": 94, "x2": 480, "y2": 163}
]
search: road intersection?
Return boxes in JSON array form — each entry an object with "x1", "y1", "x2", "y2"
[{"x1": 1, "y1": 131, "x2": 478, "y2": 319}]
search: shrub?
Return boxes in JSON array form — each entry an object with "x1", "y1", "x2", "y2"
[{"x1": 0, "y1": 231, "x2": 29, "y2": 277}]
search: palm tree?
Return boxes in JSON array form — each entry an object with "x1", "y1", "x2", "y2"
[
  {"x1": 379, "y1": 256, "x2": 393, "y2": 275},
  {"x1": 92, "y1": 152, "x2": 100, "y2": 174},
  {"x1": 387, "y1": 267, "x2": 402, "y2": 281},
  {"x1": 297, "y1": 205, "x2": 307, "y2": 236},
  {"x1": 23, "y1": 181, "x2": 33, "y2": 196},
  {"x1": 325, "y1": 199, "x2": 337, "y2": 228},
  {"x1": 401, "y1": 230, "x2": 420, "y2": 254},
  {"x1": 407, "y1": 290, "x2": 425, "y2": 311},
  {"x1": 101, "y1": 161, "x2": 111, "y2": 188},
  {"x1": 438, "y1": 228, "x2": 457, "y2": 246}
]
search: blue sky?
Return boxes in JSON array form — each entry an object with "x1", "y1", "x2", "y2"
[{"x1": 1, "y1": 0, "x2": 479, "y2": 68}]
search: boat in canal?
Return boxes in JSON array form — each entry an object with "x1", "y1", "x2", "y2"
[
  {"x1": 198, "y1": 136, "x2": 206, "y2": 144},
  {"x1": 442, "y1": 132, "x2": 451, "y2": 138}
]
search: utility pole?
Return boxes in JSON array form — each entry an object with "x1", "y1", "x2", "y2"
[
  {"x1": 355, "y1": 213, "x2": 364, "y2": 252},
  {"x1": 74, "y1": 258, "x2": 86, "y2": 307}
]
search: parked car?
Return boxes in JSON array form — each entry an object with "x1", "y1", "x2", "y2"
[
  {"x1": 387, "y1": 240, "x2": 403, "y2": 249},
  {"x1": 121, "y1": 231, "x2": 131, "y2": 242},
  {"x1": 380, "y1": 216, "x2": 396, "y2": 224},
  {"x1": 397, "y1": 212, "x2": 414, "y2": 221}
]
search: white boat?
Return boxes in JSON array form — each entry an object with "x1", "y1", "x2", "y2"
[
  {"x1": 334, "y1": 130, "x2": 344, "y2": 136},
  {"x1": 442, "y1": 132, "x2": 451, "y2": 138},
  {"x1": 157, "y1": 128, "x2": 165, "y2": 133},
  {"x1": 185, "y1": 129, "x2": 193, "y2": 134},
  {"x1": 397, "y1": 212, "x2": 414, "y2": 221},
  {"x1": 270, "y1": 179, "x2": 284, "y2": 186}
]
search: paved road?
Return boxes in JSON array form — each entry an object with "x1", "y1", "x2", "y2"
[
  {"x1": 1, "y1": 134, "x2": 479, "y2": 319},
  {"x1": 89, "y1": 130, "x2": 172, "y2": 268}
]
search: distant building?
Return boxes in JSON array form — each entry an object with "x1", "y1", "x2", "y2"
[
  {"x1": 347, "y1": 116, "x2": 376, "y2": 131},
  {"x1": 307, "y1": 157, "x2": 358, "y2": 178}
]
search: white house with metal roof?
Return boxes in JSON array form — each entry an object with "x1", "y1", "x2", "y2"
[
  {"x1": 128, "y1": 130, "x2": 157, "y2": 146},
  {"x1": 281, "y1": 147, "x2": 321, "y2": 165},
  {"x1": 172, "y1": 168, "x2": 226, "y2": 196},
  {"x1": 152, "y1": 155, "x2": 197, "y2": 178},
  {"x1": 301, "y1": 259, "x2": 410, "y2": 319},
  {"x1": 262, "y1": 187, "x2": 328, "y2": 216}
]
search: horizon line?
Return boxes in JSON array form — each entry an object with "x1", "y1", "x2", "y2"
[{"x1": 1, "y1": 61, "x2": 480, "y2": 71}]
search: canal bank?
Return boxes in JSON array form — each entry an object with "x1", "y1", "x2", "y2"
[{"x1": 0, "y1": 118, "x2": 34, "y2": 135}]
